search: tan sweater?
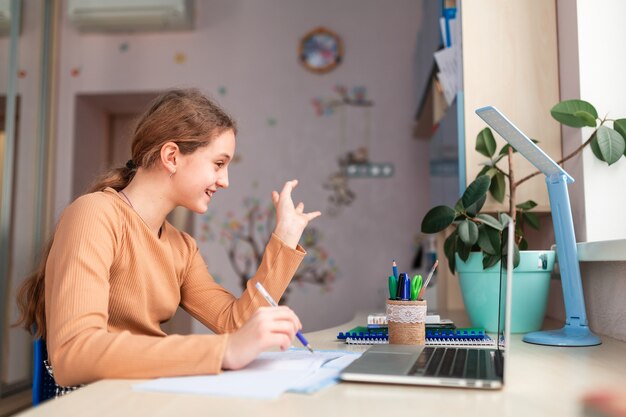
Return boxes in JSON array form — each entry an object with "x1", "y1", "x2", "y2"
[{"x1": 45, "y1": 187, "x2": 305, "y2": 387}]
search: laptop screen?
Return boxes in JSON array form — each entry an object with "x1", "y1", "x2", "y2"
[{"x1": 496, "y1": 219, "x2": 514, "y2": 381}]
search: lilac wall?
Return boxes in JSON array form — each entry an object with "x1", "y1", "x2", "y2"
[{"x1": 54, "y1": 0, "x2": 431, "y2": 331}]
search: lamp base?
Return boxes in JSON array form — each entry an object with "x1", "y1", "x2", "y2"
[{"x1": 523, "y1": 325, "x2": 602, "y2": 347}]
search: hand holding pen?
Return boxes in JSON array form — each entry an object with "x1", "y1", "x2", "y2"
[
  {"x1": 222, "y1": 303, "x2": 306, "y2": 370},
  {"x1": 255, "y1": 282, "x2": 314, "y2": 353}
]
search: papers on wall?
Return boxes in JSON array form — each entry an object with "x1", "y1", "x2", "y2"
[
  {"x1": 133, "y1": 349, "x2": 362, "y2": 400},
  {"x1": 434, "y1": 47, "x2": 458, "y2": 106}
]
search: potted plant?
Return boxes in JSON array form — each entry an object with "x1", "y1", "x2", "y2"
[{"x1": 421, "y1": 100, "x2": 626, "y2": 333}]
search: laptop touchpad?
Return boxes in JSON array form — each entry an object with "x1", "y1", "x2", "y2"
[{"x1": 350, "y1": 349, "x2": 421, "y2": 375}]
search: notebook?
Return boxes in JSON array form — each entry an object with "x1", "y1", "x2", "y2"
[
  {"x1": 337, "y1": 327, "x2": 495, "y2": 347},
  {"x1": 340, "y1": 220, "x2": 514, "y2": 390}
]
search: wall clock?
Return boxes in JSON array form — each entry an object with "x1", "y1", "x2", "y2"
[{"x1": 299, "y1": 27, "x2": 343, "y2": 74}]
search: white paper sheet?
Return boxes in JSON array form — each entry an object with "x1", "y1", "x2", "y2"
[
  {"x1": 434, "y1": 46, "x2": 458, "y2": 106},
  {"x1": 133, "y1": 349, "x2": 361, "y2": 399}
]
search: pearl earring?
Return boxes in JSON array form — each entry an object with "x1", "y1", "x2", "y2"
[{"x1": 169, "y1": 169, "x2": 176, "y2": 178}]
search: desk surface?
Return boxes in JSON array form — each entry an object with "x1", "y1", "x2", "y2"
[{"x1": 17, "y1": 312, "x2": 626, "y2": 417}]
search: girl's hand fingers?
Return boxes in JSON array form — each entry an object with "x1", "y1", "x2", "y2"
[{"x1": 306, "y1": 211, "x2": 322, "y2": 221}]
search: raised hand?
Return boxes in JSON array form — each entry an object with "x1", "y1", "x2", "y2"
[
  {"x1": 271, "y1": 180, "x2": 321, "y2": 249},
  {"x1": 221, "y1": 306, "x2": 302, "y2": 370}
]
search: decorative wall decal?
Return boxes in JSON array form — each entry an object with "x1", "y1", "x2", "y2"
[
  {"x1": 174, "y1": 52, "x2": 187, "y2": 64},
  {"x1": 217, "y1": 86, "x2": 227, "y2": 96},
  {"x1": 17, "y1": 69, "x2": 26, "y2": 78},
  {"x1": 334, "y1": 85, "x2": 374, "y2": 107},
  {"x1": 299, "y1": 27, "x2": 343, "y2": 74},
  {"x1": 266, "y1": 117, "x2": 277, "y2": 127},
  {"x1": 70, "y1": 67, "x2": 81, "y2": 77},
  {"x1": 200, "y1": 195, "x2": 338, "y2": 303},
  {"x1": 119, "y1": 42, "x2": 129, "y2": 52}
]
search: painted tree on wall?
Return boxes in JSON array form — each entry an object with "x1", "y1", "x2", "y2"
[{"x1": 199, "y1": 195, "x2": 338, "y2": 304}]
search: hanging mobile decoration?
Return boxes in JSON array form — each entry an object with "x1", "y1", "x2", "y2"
[{"x1": 313, "y1": 85, "x2": 392, "y2": 214}]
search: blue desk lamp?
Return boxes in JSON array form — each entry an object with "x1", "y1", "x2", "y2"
[{"x1": 475, "y1": 106, "x2": 601, "y2": 347}]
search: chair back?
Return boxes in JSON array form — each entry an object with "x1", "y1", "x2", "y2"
[{"x1": 32, "y1": 339, "x2": 57, "y2": 405}]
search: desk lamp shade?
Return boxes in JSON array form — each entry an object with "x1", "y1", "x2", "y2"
[{"x1": 475, "y1": 106, "x2": 601, "y2": 347}]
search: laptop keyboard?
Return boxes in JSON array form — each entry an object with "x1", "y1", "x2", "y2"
[{"x1": 407, "y1": 347, "x2": 488, "y2": 379}]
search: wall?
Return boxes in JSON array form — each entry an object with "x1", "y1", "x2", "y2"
[
  {"x1": 52, "y1": 0, "x2": 431, "y2": 332},
  {"x1": 576, "y1": 1, "x2": 626, "y2": 242},
  {"x1": 461, "y1": 0, "x2": 561, "y2": 213}
]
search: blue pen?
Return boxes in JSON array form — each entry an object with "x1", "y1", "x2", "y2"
[{"x1": 254, "y1": 282, "x2": 314, "y2": 353}]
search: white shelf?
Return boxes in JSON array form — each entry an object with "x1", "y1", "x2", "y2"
[{"x1": 577, "y1": 239, "x2": 626, "y2": 262}]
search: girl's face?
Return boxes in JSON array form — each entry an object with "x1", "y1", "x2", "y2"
[{"x1": 174, "y1": 129, "x2": 236, "y2": 213}]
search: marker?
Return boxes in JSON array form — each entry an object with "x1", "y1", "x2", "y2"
[
  {"x1": 399, "y1": 273, "x2": 411, "y2": 300},
  {"x1": 388, "y1": 275, "x2": 398, "y2": 300},
  {"x1": 254, "y1": 282, "x2": 314, "y2": 353},
  {"x1": 392, "y1": 259, "x2": 399, "y2": 280},
  {"x1": 410, "y1": 274, "x2": 422, "y2": 301},
  {"x1": 418, "y1": 260, "x2": 439, "y2": 300}
]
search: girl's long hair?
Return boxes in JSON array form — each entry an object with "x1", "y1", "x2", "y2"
[{"x1": 15, "y1": 88, "x2": 237, "y2": 339}]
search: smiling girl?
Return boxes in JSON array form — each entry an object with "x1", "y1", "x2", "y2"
[{"x1": 16, "y1": 89, "x2": 320, "y2": 388}]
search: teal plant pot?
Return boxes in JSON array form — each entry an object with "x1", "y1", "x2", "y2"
[{"x1": 456, "y1": 251, "x2": 555, "y2": 333}]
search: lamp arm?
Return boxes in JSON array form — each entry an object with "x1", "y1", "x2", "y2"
[{"x1": 546, "y1": 174, "x2": 588, "y2": 326}]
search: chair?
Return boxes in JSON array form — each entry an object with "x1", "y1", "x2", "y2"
[{"x1": 32, "y1": 339, "x2": 57, "y2": 405}]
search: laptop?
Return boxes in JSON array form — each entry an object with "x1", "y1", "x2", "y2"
[{"x1": 340, "y1": 221, "x2": 514, "y2": 390}]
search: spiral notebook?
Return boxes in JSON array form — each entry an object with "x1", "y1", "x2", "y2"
[{"x1": 337, "y1": 327, "x2": 496, "y2": 347}]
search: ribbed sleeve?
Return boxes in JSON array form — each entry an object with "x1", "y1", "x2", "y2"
[{"x1": 44, "y1": 188, "x2": 305, "y2": 387}]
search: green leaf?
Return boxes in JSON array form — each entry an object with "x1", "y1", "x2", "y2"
[
  {"x1": 499, "y1": 144, "x2": 513, "y2": 156},
  {"x1": 518, "y1": 237, "x2": 529, "y2": 251},
  {"x1": 551, "y1": 100, "x2": 598, "y2": 128},
  {"x1": 477, "y1": 165, "x2": 491, "y2": 178},
  {"x1": 454, "y1": 199, "x2": 464, "y2": 212},
  {"x1": 501, "y1": 228, "x2": 521, "y2": 269},
  {"x1": 499, "y1": 212, "x2": 513, "y2": 228},
  {"x1": 477, "y1": 225, "x2": 500, "y2": 255},
  {"x1": 482, "y1": 253, "x2": 500, "y2": 270},
  {"x1": 476, "y1": 128, "x2": 497, "y2": 158},
  {"x1": 489, "y1": 172, "x2": 506, "y2": 203},
  {"x1": 457, "y1": 237, "x2": 471, "y2": 262},
  {"x1": 516, "y1": 200, "x2": 538, "y2": 211},
  {"x1": 476, "y1": 213, "x2": 504, "y2": 231},
  {"x1": 421, "y1": 205, "x2": 456, "y2": 233},
  {"x1": 590, "y1": 132, "x2": 607, "y2": 162},
  {"x1": 458, "y1": 220, "x2": 479, "y2": 246},
  {"x1": 523, "y1": 211, "x2": 540, "y2": 230},
  {"x1": 573, "y1": 111, "x2": 598, "y2": 128},
  {"x1": 614, "y1": 119, "x2": 626, "y2": 156},
  {"x1": 444, "y1": 232, "x2": 457, "y2": 274},
  {"x1": 465, "y1": 194, "x2": 486, "y2": 217},
  {"x1": 461, "y1": 175, "x2": 491, "y2": 209},
  {"x1": 596, "y1": 126, "x2": 626, "y2": 165},
  {"x1": 509, "y1": 245, "x2": 521, "y2": 268}
]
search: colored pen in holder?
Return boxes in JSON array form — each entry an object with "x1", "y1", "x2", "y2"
[{"x1": 386, "y1": 299, "x2": 427, "y2": 345}]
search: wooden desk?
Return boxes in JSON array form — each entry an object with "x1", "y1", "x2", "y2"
[{"x1": 16, "y1": 312, "x2": 626, "y2": 417}]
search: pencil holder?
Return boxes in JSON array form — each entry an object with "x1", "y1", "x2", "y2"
[{"x1": 386, "y1": 299, "x2": 427, "y2": 345}]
